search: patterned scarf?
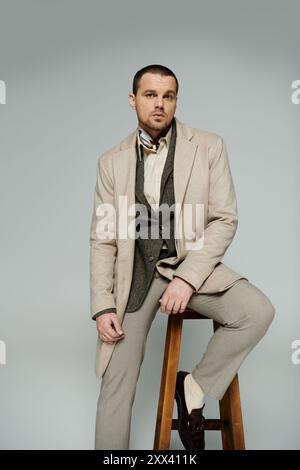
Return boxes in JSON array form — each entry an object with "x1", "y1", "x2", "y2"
[{"x1": 138, "y1": 127, "x2": 160, "y2": 152}]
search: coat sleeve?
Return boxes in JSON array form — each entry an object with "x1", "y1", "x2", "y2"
[
  {"x1": 92, "y1": 307, "x2": 117, "y2": 321},
  {"x1": 172, "y1": 136, "x2": 238, "y2": 292},
  {"x1": 89, "y1": 155, "x2": 117, "y2": 320}
]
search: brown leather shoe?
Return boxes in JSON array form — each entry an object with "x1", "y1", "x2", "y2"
[{"x1": 175, "y1": 370, "x2": 205, "y2": 450}]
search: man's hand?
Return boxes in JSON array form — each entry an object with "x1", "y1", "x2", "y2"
[
  {"x1": 159, "y1": 277, "x2": 194, "y2": 315},
  {"x1": 96, "y1": 312, "x2": 125, "y2": 345}
]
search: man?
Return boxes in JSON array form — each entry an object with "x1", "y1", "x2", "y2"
[{"x1": 89, "y1": 64, "x2": 275, "y2": 450}]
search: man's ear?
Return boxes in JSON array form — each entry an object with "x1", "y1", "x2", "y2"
[{"x1": 128, "y1": 93, "x2": 136, "y2": 110}]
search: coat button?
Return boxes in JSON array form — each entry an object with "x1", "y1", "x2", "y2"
[{"x1": 148, "y1": 255, "x2": 154, "y2": 262}]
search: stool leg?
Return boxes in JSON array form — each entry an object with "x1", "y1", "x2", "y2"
[
  {"x1": 213, "y1": 320, "x2": 246, "y2": 450},
  {"x1": 153, "y1": 315, "x2": 183, "y2": 450},
  {"x1": 219, "y1": 374, "x2": 245, "y2": 449}
]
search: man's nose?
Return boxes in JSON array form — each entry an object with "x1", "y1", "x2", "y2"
[{"x1": 154, "y1": 96, "x2": 164, "y2": 108}]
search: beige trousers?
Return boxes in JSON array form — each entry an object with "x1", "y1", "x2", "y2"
[{"x1": 95, "y1": 269, "x2": 275, "y2": 450}]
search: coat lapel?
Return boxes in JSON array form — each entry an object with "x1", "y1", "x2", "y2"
[{"x1": 173, "y1": 119, "x2": 198, "y2": 236}]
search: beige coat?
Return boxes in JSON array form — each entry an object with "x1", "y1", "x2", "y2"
[{"x1": 89, "y1": 117, "x2": 247, "y2": 380}]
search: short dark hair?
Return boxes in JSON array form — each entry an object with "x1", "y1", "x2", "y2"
[{"x1": 132, "y1": 64, "x2": 178, "y2": 96}]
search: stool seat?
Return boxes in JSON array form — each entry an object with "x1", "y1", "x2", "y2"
[{"x1": 153, "y1": 308, "x2": 245, "y2": 450}]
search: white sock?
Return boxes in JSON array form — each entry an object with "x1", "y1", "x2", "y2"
[{"x1": 184, "y1": 373, "x2": 205, "y2": 414}]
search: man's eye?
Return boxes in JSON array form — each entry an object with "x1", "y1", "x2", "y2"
[{"x1": 145, "y1": 93, "x2": 174, "y2": 99}]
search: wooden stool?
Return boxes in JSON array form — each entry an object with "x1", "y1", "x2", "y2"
[{"x1": 153, "y1": 308, "x2": 245, "y2": 450}]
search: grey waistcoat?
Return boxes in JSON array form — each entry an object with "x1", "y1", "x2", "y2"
[{"x1": 125, "y1": 117, "x2": 178, "y2": 313}]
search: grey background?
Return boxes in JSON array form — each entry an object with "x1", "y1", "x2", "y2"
[{"x1": 0, "y1": 0, "x2": 299, "y2": 449}]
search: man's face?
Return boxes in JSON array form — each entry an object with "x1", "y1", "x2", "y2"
[{"x1": 128, "y1": 73, "x2": 177, "y2": 135}]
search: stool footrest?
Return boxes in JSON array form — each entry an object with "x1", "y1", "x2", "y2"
[{"x1": 172, "y1": 418, "x2": 223, "y2": 431}]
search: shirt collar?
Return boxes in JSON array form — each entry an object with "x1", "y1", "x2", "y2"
[{"x1": 136, "y1": 123, "x2": 172, "y2": 160}]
